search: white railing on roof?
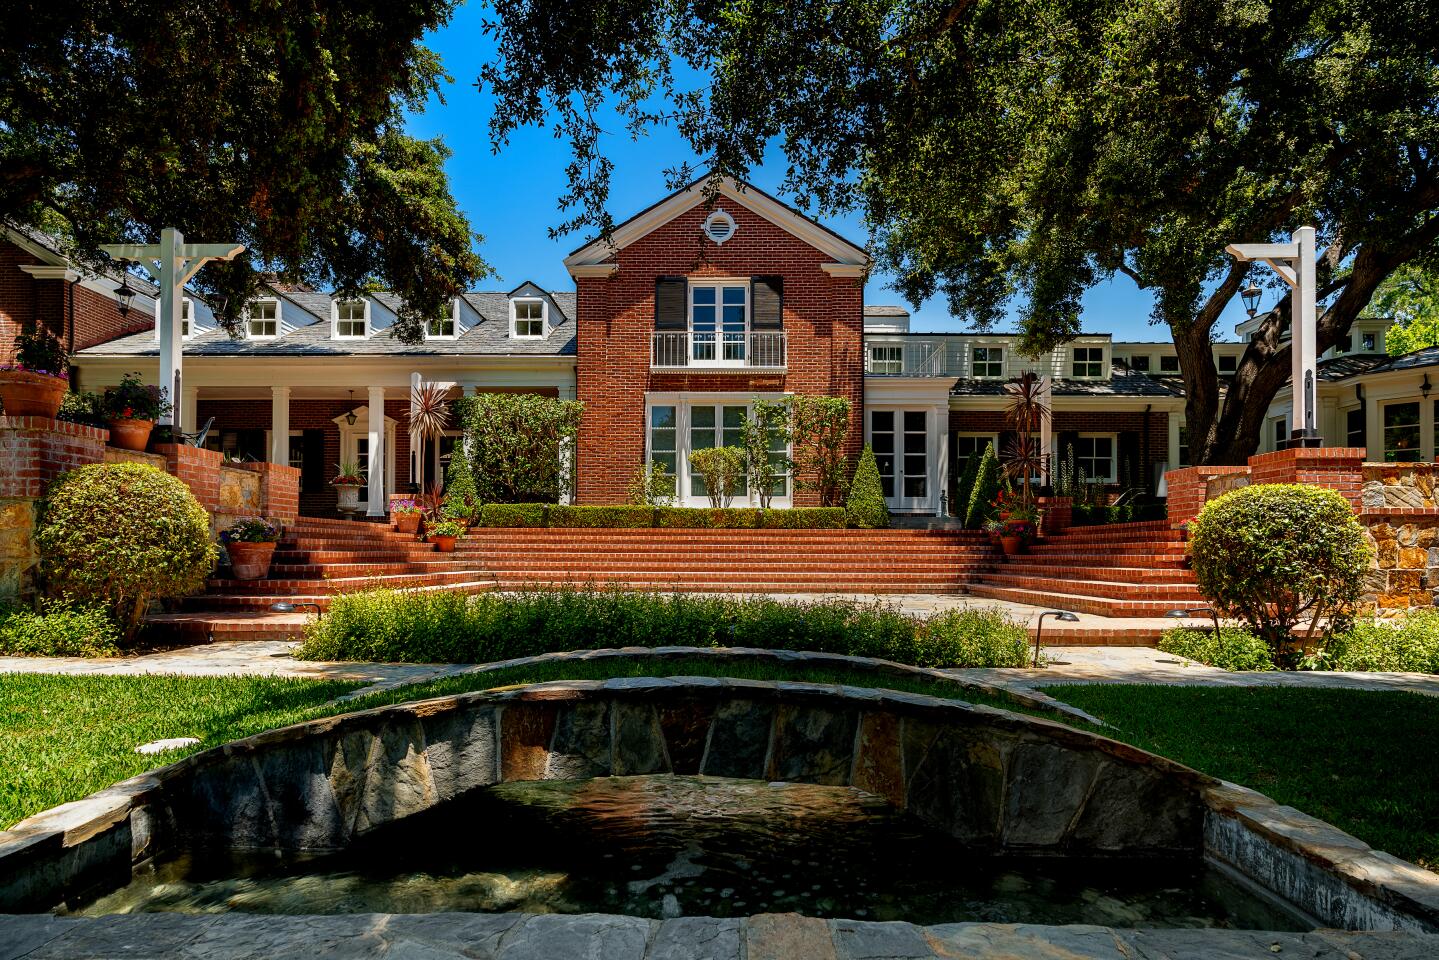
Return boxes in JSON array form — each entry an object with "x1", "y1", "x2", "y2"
[
  {"x1": 865, "y1": 340, "x2": 947, "y2": 377},
  {"x1": 651, "y1": 331, "x2": 787, "y2": 370}
]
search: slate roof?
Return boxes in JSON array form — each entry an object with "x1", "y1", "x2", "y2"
[
  {"x1": 1318, "y1": 350, "x2": 1433, "y2": 381},
  {"x1": 77, "y1": 290, "x2": 578, "y2": 358},
  {"x1": 951, "y1": 364, "x2": 1182, "y2": 398}
]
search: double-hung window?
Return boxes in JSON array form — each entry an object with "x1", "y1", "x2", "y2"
[
  {"x1": 248, "y1": 299, "x2": 278, "y2": 339},
  {"x1": 648, "y1": 406, "x2": 679, "y2": 497},
  {"x1": 1074, "y1": 435, "x2": 1115, "y2": 483},
  {"x1": 688, "y1": 404, "x2": 748, "y2": 498},
  {"x1": 972, "y1": 346, "x2": 1003, "y2": 378},
  {"x1": 690, "y1": 283, "x2": 748, "y2": 363},
  {"x1": 335, "y1": 300, "x2": 367, "y2": 338},
  {"x1": 427, "y1": 302, "x2": 456, "y2": 339},
  {"x1": 1072, "y1": 347, "x2": 1104, "y2": 378},
  {"x1": 868, "y1": 345, "x2": 903, "y2": 375},
  {"x1": 1384, "y1": 402, "x2": 1421, "y2": 462},
  {"x1": 512, "y1": 299, "x2": 545, "y2": 338}
]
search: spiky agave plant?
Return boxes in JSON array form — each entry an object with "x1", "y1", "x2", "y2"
[{"x1": 409, "y1": 381, "x2": 452, "y2": 493}]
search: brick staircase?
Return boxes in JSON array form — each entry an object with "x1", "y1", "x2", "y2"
[
  {"x1": 966, "y1": 520, "x2": 1203, "y2": 617},
  {"x1": 456, "y1": 527, "x2": 998, "y2": 594}
]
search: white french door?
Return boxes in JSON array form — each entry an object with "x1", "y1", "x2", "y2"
[{"x1": 869, "y1": 408, "x2": 931, "y2": 512}]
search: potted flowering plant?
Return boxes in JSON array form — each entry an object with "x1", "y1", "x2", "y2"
[
  {"x1": 426, "y1": 518, "x2": 463, "y2": 552},
  {"x1": 982, "y1": 517, "x2": 1005, "y2": 548},
  {"x1": 999, "y1": 502, "x2": 1039, "y2": 555},
  {"x1": 0, "y1": 326, "x2": 69, "y2": 418},
  {"x1": 220, "y1": 517, "x2": 282, "y2": 580},
  {"x1": 101, "y1": 372, "x2": 172, "y2": 451},
  {"x1": 391, "y1": 498, "x2": 423, "y2": 534},
  {"x1": 332, "y1": 460, "x2": 365, "y2": 512}
]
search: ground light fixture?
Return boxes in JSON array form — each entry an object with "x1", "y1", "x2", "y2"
[
  {"x1": 1165, "y1": 606, "x2": 1221, "y2": 637},
  {"x1": 271, "y1": 600, "x2": 323, "y2": 619},
  {"x1": 1033, "y1": 610, "x2": 1079, "y2": 667}
]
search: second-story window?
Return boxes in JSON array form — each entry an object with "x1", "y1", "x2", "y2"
[
  {"x1": 512, "y1": 299, "x2": 546, "y2": 338},
  {"x1": 248, "y1": 299, "x2": 278, "y2": 338},
  {"x1": 1218, "y1": 354, "x2": 1237, "y2": 374},
  {"x1": 691, "y1": 282, "x2": 748, "y2": 362},
  {"x1": 1129, "y1": 355, "x2": 1149, "y2": 372},
  {"x1": 972, "y1": 346, "x2": 1003, "y2": 378},
  {"x1": 1072, "y1": 346, "x2": 1104, "y2": 378},
  {"x1": 427, "y1": 301, "x2": 456, "y2": 339},
  {"x1": 868, "y1": 345, "x2": 903, "y2": 375},
  {"x1": 1160, "y1": 355, "x2": 1180, "y2": 372},
  {"x1": 1363, "y1": 332, "x2": 1377, "y2": 351},
  {"x1": 335, "y1": 300, "x2": 367, "y2": 338}
]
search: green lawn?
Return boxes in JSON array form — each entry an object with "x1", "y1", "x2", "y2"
[{"x1": 1041, "y1": 685, "x2": 1439, "y2": 871}]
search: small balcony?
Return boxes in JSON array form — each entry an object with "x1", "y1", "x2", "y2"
[
  {"x1": 651, "y1": 331, "x2": 787, "y2": 371},
  {"x1": 865, "y1": 341, "x2": 948, "y2": 377}
]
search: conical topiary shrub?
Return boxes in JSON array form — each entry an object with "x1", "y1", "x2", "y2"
[{"x1": 846, "y1": 444, "x2": 890, "y2": 529}]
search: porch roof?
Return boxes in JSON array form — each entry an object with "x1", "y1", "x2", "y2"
[{"x1": 950, "y1": 364, "x2": 1183, "y2": 398}]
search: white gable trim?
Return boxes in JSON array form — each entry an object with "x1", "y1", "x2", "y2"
[{"x1": 563, "y1": 176, "x2": 869, "y2": 273}]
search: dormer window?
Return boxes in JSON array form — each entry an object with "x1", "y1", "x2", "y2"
[
  {"x1": 512, "y1": 298, "x2": 546, "y2": 338},
  {"x1": 248, "y1": 299, "x2": 279, "y2": 339},
  {"x1": 334, "y1": 299, "x2": 368, "y2": 339},
  {"x1": 1363, "y1": 332, "x2": 1377, "y2": 351},
  {"x1": 972, "y1": 346, "x2": 1004, "y2": 378},
  {"x1": 1161, "y1": 355, "x2": 1180, "y2": 372},
  {"x1": 1072, "y1": 346, "x2": 1104, "y2": 378},
  {"x1": 426, "y1": 300, "x2": 457, "y2": 339},
  {"x1": 1218, "y1": 354, "x2": 1238, "y2": 374}
]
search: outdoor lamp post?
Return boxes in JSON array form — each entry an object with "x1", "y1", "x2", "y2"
[
  {"x1": 1225, "y1": 227, "x2": 1321, "y2": 448},
  {"x1": 1033, "y1": 610, "x2": 1079, "y2": 667},
  {"x1": 100, "y1": 228, "x2": 245, "y2": 434}
]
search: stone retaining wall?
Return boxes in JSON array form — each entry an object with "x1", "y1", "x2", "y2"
[{"x1": 3, "y1": 678, "x2": 1436, "y2": 931}]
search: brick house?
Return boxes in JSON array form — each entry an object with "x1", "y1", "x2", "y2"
[{"x1": 14, "y1": 177, "x2": 1418, "y2": 518}]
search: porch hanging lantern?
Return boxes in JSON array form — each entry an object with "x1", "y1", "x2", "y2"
[
  {"x1": 114, "y1": 268, "x2": 138, "y2": 318},
  {"x1": 1240, "y1": 283, "x2": 1263, "y2": 318},
  {"x1": 346, "y1": 390, "x2": 357, "y2": 425}
]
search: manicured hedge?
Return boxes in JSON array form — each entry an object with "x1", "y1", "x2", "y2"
[
  {"x1": 476, "y1": 503, "x2": 849, "y2": 529},
  {"x1": 298, "y1": 588, "x2": 1032, "y2": 669}
]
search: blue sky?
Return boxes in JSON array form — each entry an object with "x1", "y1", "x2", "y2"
[{"x1": 404, "y1": 4, "x2": 1248, "y2": 343}]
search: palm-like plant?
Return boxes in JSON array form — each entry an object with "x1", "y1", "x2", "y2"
[
  {"x1": 1003, "y1": 372, "x2": 1051, "y2": 508},
  {"x1": 409, "y1": 381, "x2": 452, "y2": 493}
]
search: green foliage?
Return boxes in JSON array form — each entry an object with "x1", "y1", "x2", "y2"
[
  {"x1": 1071, "y1": 502, "x2": 1166, "y2": 526},
  {"x1": 1158, "y1": 627, "x2": 1276, "y2": 672},
  {"x1": 35, "y1": 463, "x2": 216, "y2": 642},
  {"x1": 845, "y1": 444, "x2": 889, "y2": 529},
  {"x1": 627, "y1": 460, "x2": 675, "y2": 507},
  {"x1": 1373, "y1": 263, "x2": 1439, "y2": 356},
  {"x1": 1189, "y1": 484, "x2": 1371, "y2": 651},
  {"x1": 789, "y1": 395, "x2": 852, "y2": 506},
  {"x1": 454, "y1": 393, "x2": 583, "y2": 504},
  {"x1": 56, "y1": 390, "x2": 105, "y2": 427},
  {"x1": 101, "y1": 372, "x2": 170, "y2": 422},
  {"x1": 2, "y1": 1, "x2": 485, "y2": 343},
  {"x1": 299, "y1": 588, "x2": 1026, "y2": 669},
  {"x1": 477, "y1": 503, "x2": 847, "y2": 529},
  {"x1": 443, "y1": 444, "x2": 479, "y2": 515},
  {"x1": 0, "y1": 601, "x2": 120, "y2": 658},
  {"x1": 919, "y1": 607, "x2": 1030, "y2": 668},
  {"x1": 964, "y1": 442, "x2": 1001, "y2": 529},
  {"x1": 426, "y1": 519, "x2": 464, "y2": 538},
  {"x1": 741, "y1": 398, "x2": 794, "y2": 509},
  {"x1": 952, "y1": 453, "x2": 979, "y2": 522},
  {"x1": 11, "y1": 325, "x2": 67, "y2": 376},
  {"x1": 687, "y1": 445, "x2": 747, "y2": 508},
  {"x1": 1310, "y1": 611, "x2": 1439, "y2": 674}
]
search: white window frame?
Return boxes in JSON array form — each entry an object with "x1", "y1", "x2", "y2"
[
  {"x1": 971, "y1": 345, "x2": 1005, "y2": 379},
  {"x1": 867, "y1": 344, "x2": 904, "y2": 375},
  {"x1": 1073, "y1": 433, "x2": 1117, "y2": 484},
  {"x1": 511, "y1": 298, "x2": 548, "y2": 339},
  {"x1": 865, "y1": 406, "x2": 941, "y2": 512},
  {"x1": 1218, "y1": 353, "x2": 1238, "y2": 374},
  {"x1": 1071, "y1": 346, "x2": 1106, "y2": 379},
  {"x1": 332, "y1": 298, "x2": 370, "y2": 339},
  {"x1": 1382, "y1": 401, "x2": 1422, "y2": 463},
  {"x1": 1160, "y1": 354, "x2": 1180, "y2": 373},
  {"x1": 688, "y1": 280, "x2": 751, "y2": 367},
  {"x1": 247, "y1": 298, "x2": 280, "y2": 339},
  {"x1": 425, "y1": 299, "x2": 459, "y2": 340},
  {"x1": 1128, "y1": 354, "x2": 1150, "y2": 372},
  {"x1": 644, "y1": 392, "x2": 791, "y2": 509}
]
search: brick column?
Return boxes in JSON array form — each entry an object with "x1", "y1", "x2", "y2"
[
  {"x1": 153, "y1": 443, "x2": 223, "y2": 512},
  {"x1": 1246, "y1": 447, "x2": 1366, "y2": 510},
  {"x1": 1164, "y1": 465, "x2": 1251, "y2": 526}
]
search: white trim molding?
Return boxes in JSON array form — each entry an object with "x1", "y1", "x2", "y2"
[{"x1": 18, "y1": 264, "x2": 79, "y2": 281}]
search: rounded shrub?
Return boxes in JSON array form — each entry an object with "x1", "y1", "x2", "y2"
[
  {"x1": 36, "y1": 462, "x2": 217, "y2": 642},
  {"x1": 1157, "y1": 626, "x2": 1275, "y2": 672},
  {"x1": 1189, "y1": 483, "x2": 1370, "y2": 654},
  {"x1": 846, "y1": 444, "x2": 890, "y2": 529}
]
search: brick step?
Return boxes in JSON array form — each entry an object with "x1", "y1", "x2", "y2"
[
  {"x1": 263, "y1": 560, "x2": 479, "y2": 578},
  {"x1": 461, "y1": 530, "x2": 987, "y2": 544},
  {"x1": 201, "y1": 568, "x2": 490, "y2": 596},
  {"x1": 1045, "y1": 532, "x2": 1187, "y2": 548},
  {"x1": 489, "y1": 575, "x2": 968, "y2": 594},
  {"x1": 183, "y1": 578, "x2": 499, "y2": 611},
  {"x1": 457, "y1": 545, "x2": 996, "y2": 561},
  {"x1": 986, "y1": 563, "x2": 1196, "y2": 585},
  {"x1": 1051, "y1": 520, "x2": 1176, "y2": 537},
  {"x1": 474, "y1": 559, "x2": 989, "y2": 576},
  {"x1": 281, "y1": 537, "x2": 440, "y2": 554},
  {"x1": 272, "y1": 548, "x2": 444, "y2": 564},
  {"x1": 1025, "y1": 543, "x2": 1188, "y2": 559},
  {"x1": 1009, "y1": 551, "x2": 1189, "y2": 568},
  {"x1": 975, "y1": 572, "x2": 1203, "y2": 601},
  {"x1": 964, "y1": 583, "x2": 1195, "y2": 618},
  {"x1": 286, "y1": 524, "x2": 425, "y2": 543}
]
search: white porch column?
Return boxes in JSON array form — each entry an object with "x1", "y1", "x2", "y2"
[
  {"x1": 409, "y1": 372, "x2": 422, "y2": 490},
  {"x1": 269, "y1": 386, "x2": 290, "y2": 464},
  {"x1": 182, "y1": 386, "x2": 199, "y2": 440},
  {"x1": 367, "y1": 385, "x2": 386, "y2": 516},
  {"x1": 558, "y1": 383, "x2": 577, "y2": 504},
  {"x1": 935, "y1": 404, "x2": 951, "y2": 516},
  {"x1": 1167, "y1": 410, "x2": 1182, "y2": 470},
  {"x1": 1038, "y1": 376, "x2": 1053, "y2": 484}
]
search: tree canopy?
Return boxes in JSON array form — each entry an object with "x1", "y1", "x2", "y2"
[
  {"x1": 1, "y1": 0, "x2": 485, "y2": 342},
  {"x1": 479, "y1": 0, "x2": 1439, "y2": 463},
  {"x1": 1373, "y1": 264, "x2": 1439, "y2": 355}
]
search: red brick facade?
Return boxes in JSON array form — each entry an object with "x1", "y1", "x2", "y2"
[
  {"x1": 0, "y1": 239, "x2": 150, "y2": 366},
  {"x1": 574, "y1": 197, "x2": 865, "y2": 505},
  {"x1": 951, "y1": 409, "x2": 1170, "y2": 491}
]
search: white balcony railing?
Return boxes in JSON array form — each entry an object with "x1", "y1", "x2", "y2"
[
  {"x1": 865, "y1": 341, "x2": 947, "y2": 377},
  {"x1": 651, "y1": 331, "x2": 787, "y2": 371}
]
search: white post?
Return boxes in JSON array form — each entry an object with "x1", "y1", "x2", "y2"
[
  {"x1": 558, "y1": 383, "x2": 577, "y2": 504},
  {"x1": 367, "y1": 385, "x2": 386, "y2": 516},
  {"x1": 270, "y1": 386, "x2": 291, "y2": 464},
  {"x1": 158, "y1": 227, "x2": 183, "y2": 430},
  {"x1": 409, "y1": 371, "x2": 422, "y2": 491},
  {"x1": 1038, "y1": 375, "x2": 1053, "y2": 484},
  {"x1": 1167, "y1": 410, "x2": 1183, "y2": 470},
  {"x1": 1293, "y1": 225, "x2": 1318, "y2": 442}
]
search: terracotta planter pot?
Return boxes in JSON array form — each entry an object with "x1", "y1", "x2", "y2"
[
  {"x1": 0, "y1": 370, "x2": 68, "y2": 419},
  {"x1": 227, "y1": 540, "x2": 277, "y2": 580},
  {"x1": 394, "y1": 512, "x2": 421, "y2": 534},
  {"x1": 107, "y1": 417, "x2": 154, "y2": 451},
  {"x1": 431, "y1": 534, "x2": 457, "y2": 552},
  {"x1": 1000, "y1": 535, "x2": 1025, "y2": 556}
]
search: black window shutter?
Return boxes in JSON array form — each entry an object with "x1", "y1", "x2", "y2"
[
  {"x1": 751, "y1": 276, "x2": 783, "y2": 330},
  {"x1": 654, "y1": 276, "x2": 688, "y2": 330},
  {"x1": 302, "y1": 428, "x2": 326, "y2": 493}
]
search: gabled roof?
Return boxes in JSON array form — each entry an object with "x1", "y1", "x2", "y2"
[
  {"x1": 1319, "y1": 347, "x2": 1439, "y2": 381},
  {"x1": 563, "y1": 175, "x2": 869, "y2": 271}
]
